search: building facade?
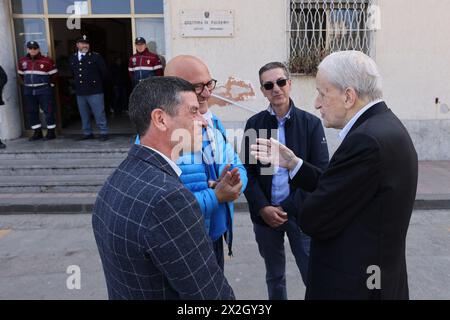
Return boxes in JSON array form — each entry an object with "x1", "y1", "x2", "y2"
[{"x1": 0, "y1": 0, "x2": 449, "y2": 160}]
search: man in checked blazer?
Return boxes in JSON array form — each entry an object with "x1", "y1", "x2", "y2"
[
  {"x1": 252, "y1": 51, "x2": 418, "y2": 300},
  {"x1": 92, "y1": 77, "x2": 235, "y2": 300}
]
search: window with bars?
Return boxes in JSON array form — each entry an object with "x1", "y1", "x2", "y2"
[{"x1": 288, "y1": 0, "x2": 378, "y2": 75}]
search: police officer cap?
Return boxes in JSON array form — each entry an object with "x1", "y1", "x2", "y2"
[
  {"x1": 77, "y1": 34, "x2": 90, "y2": 43},
  {"x1": 26, "y1": 41, "x2": 40, "y2": 49},
  {"x1": 135, "y1": 37, "x2": 146, "y2": 44}
]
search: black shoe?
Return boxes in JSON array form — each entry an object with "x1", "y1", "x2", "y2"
[
  {"x1": 76, "y1": 134, "x2": 94, "y2": 141},
  {"x1": 99, "y1": 134, "x2": 109, "y2": 141},
  {"x1": 0, "y1": 100, "x2": 4, "y2": 106},
  {"x1": 0, "y1": 140, "x2": 5, "y2": 149},
  {"x1": 44, "y1": 128, "x2": 56, "y2": 140},
  {"x1": 29, "y1": 129, "x2": 43, "y2": 141}
]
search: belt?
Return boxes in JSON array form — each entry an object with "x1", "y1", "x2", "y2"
[{"x1": 25, "y1": 83, "x2": 49, "y2": 88}]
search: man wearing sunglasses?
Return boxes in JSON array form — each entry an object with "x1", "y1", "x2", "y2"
[
  {"x1": 136, "y1": 55, "x2": 247, "y2": 270},
  {"x1": 242, "y1": 62, "x2": 329, "y2": 299}
]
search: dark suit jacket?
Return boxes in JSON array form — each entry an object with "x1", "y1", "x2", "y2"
[
  {"x1": 92, "y1": 144, "x2": 235, "y2": 300},
  {"x1": 242, "y1": 101, "x2": 329, "y2": 226},
  {"x1": 290, "y1": 102, "x2": 418, "y2": 300}
]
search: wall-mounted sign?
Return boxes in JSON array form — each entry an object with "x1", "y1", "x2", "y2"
[{"x1": 180, "y1": 10, "x2": 234, "y2": 37}]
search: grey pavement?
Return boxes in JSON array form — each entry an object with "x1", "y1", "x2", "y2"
[
  {"x1": 1, "y1": 136, "x2": 450, "y2": 213},
  {"x1": 0, "y1": 210, "x2": 449, "y2": 300}
]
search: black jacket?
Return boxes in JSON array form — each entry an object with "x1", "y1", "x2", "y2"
[
  {"x1": 290, "y1": 102, "x2": 418, "y2": 300},
  {"x1": 242, "y1": 101, "x2": 329, "y2": 226},
  {"x1": 69, "y1": 52, "x2": 107, "y2": 96}
]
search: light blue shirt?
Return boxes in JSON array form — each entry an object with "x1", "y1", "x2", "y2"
[{"x1": 269, "y1": 105, "x2": 292, "y2": 206}]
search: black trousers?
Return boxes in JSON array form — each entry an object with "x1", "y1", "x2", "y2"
[{"x1": 24, "y1": 92, "x2": 56, "y2": 129}]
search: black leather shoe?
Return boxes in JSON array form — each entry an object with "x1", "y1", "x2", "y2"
[
  {"x1": 0, "y1": 140, "x2": 5, "y2": 149},
  {"x1": 29, "y1": 129, "x2": 43, "y2": 141},
  {"x1": 76, "y1": 134, "x2": 94, "y2": 141},
  {"x1": 44, "y1": 128, "x2": 56, "y2": 140},
  {"x1": 99, "y1": 134, "x2": 109, "y2": 141}
]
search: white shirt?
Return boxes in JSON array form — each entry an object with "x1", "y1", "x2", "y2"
[
  {"x1": 203, "y1": 110, "x2": 217, "y2": 154},
  {"x1": 202, "y1": 109, "x2": 214, "y2": 128},
  {"x1": 141, "y1": 145, "x2": 182, "y2": 177},
  {"x1": 78, "y1": 51, "x2": 86, "y2": 61},
  {"x1": 289, "y1": 99, "x2": 384, "y2": 179}
]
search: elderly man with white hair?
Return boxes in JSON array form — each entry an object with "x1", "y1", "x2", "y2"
[{"x1": 251, "y1": 51, "x2": 418, "y2": 300}]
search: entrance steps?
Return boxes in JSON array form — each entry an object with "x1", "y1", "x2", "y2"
[{"x1": 0, "y1": 142, "x2": 128, "y2": 214}]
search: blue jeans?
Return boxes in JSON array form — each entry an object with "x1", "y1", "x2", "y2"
[
  {"x1": 76, "y1": 94, "x2": 108, "y2": 135},
  {"x1": 253, "y1": 217, "x2": 310, "y2": 300}
]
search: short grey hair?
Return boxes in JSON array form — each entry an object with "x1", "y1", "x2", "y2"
[
  {"x1": 128, "y1": 76, "x2": 195, "y2": 136},
  {"x1": 258, "y1": 62, "x2": 290, "y2": 85},
  {"x1": 318, "y1": 50, "x2": 383, "y2": 101}
]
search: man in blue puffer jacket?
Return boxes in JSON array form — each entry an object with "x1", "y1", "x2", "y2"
[{"x1": 136, "y1": 55, "x2": 247, "y2": 270}]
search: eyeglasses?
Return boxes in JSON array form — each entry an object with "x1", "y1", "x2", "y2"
[
  {"x1": 193, "y1": 79, "x2": 217, "y2": 94},
  {"x1": 262, "y1": 78, "x2": 289, "y2": 91}
]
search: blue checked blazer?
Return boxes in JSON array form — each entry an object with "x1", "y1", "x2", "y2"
[{"x1": 92, "y1": 144, "x2": 235, "y2": 300}]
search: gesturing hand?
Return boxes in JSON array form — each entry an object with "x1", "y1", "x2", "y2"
[
  {"x1": 208, "y1": 164, "x2": 241, "y2": 188},
  {"x1": 213, "y1": 164, "x2": 243, "y2": 203},
  {"x1": 250, "y1": 138, "x2": 300, "y2": 171}
]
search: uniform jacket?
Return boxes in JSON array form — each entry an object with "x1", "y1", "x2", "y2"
[
  {"x1": 128, "y1": 48, "x2": 163, "y2": 85},
  {"x1": 17, "y1": 53, "x2": 57, "y2": 95},
  {"x1": 69, "y1": 51, "x2": 107, "y2": 96}
]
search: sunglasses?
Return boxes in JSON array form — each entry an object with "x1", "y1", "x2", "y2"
[{"x1": 262, "y1": 78, "x2": 289, "y2": 90}]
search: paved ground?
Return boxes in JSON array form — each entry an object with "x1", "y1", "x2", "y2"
[{"x1": 0, "y1": 210, "x2": 449, "y2": 300}]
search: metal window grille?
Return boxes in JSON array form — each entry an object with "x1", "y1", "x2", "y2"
[{"x1": 288, "y1": 0, "x2": 378, "y2": 75}]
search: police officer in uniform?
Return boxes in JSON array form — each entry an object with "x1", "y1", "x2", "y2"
[
  {"x1": 128, "y1": 37, "x2": 163, "y2": 87},
  {"x1": 17, "y1": 41, "x2": 58, "y2": 141},
  {"x1": 69, "y1": 35, "x2": 109, "y2": 141}
]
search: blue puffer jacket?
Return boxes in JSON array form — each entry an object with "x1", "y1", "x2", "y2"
[
  {"x1": 177, "y1": 116, "x2": 247, "y2": 246},
  {"x1": 135, "y1": 115, "x2": 248, "y2": 254}
]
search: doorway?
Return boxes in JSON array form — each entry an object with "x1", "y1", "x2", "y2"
[{"x1": 50, "y1": 18, "x2": 134, "y2": 135}]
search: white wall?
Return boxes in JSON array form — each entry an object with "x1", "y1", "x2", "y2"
[
  {"x1": 168, "y1": 0, "x2": 288, "y2": 121},
  {"x1": 376, "y1": 0, "x2": 450, "y2": 121},
  {"x1": 166, "y1": 0, "x2": 450, "y2": 160},
  {"x1": 168, "y1": 0, "x2": 450, "y2": 122}
]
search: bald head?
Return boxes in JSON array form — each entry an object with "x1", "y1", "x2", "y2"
[
  {"x1": 164, "y1": 55, "x2": 210, "y2": 79},
  {"x1": 164, "y1": 55, "x2": 213, "y2": 113}
]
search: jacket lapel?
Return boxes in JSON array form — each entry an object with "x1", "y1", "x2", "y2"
[{"x1": 128, "y1": 144, "x2": 180, "y2": 180}]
